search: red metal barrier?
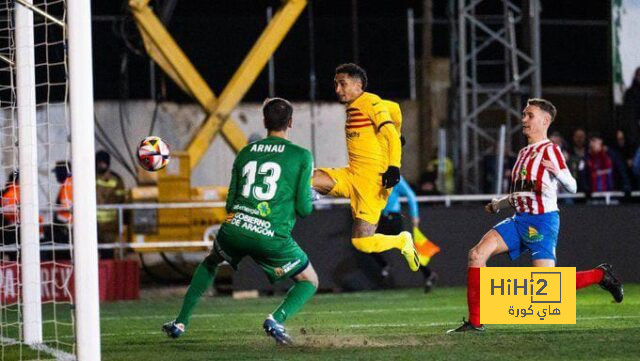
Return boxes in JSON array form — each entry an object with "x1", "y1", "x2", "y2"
[{"x1": 0, "y1": 259, "x2": 139, "y2": 303}]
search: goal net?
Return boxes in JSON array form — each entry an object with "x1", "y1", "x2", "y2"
[{"x1": 0, "y1": 0, "x2": 100, "y2": 360}]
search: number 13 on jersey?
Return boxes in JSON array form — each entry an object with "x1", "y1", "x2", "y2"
[{"x1": 241, "y1": 161, "x2": 282, "y2": 201}]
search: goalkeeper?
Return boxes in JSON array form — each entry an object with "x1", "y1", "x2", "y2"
[
  {"x1": 372, "y1": 176, "x2": 440, "y2": 292},
  {"x1": 163, "y1": 98, "x2": 317, "y2": 345}
]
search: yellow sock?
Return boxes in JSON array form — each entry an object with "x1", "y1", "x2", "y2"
[{"x1": 351, "y1": 233, "x2": 404, "y2": 253}]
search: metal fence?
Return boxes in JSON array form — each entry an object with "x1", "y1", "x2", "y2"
[{"x1": 94, "y1": 190, "x2": 640, "y2": 251}]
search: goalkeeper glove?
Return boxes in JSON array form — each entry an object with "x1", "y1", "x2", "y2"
[{"x1": 381, "y1": 166, "x2": 400, "y2": 188}]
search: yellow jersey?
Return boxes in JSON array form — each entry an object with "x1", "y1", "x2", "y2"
[{"x1": 345, "y1": 92, "x2": 401, "y2": 173}]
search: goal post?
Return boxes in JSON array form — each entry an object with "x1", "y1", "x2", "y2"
[
  {"x1": 15, "y1": 0, "x2": 43, "y2": 346},
  {"x1": 0, "y1": 0, "x2": 101, "y2": 359},
  {"x1": 68, "y1": 0, "x2": 101, "y2": 358}
]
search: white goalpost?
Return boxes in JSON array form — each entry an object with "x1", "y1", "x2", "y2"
[
  {"x1": 67, "y1": 0, "x2": 101, "y2": 358},
  {"x1": 0, "y1": 0, "x2": 100, "y2": 360},
  {"x1": 15, "y1": 0, "x2": 43, "y2": 347}
]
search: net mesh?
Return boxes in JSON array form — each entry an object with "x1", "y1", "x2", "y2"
[{"x1": 0, "y1": 0, "x2": 75, "y2": 359}]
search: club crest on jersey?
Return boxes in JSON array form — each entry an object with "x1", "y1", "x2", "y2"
[
  {"x1": 520, "y1": 166, "x2": 528, "y2": 178},
  {"x1": 257, "y1": 201, "x2": 271, "y2": 217}
]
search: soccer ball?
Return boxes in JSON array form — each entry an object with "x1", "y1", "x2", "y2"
[{"x1": 137, "y1": 136, "x2": 170, "y2": 172}]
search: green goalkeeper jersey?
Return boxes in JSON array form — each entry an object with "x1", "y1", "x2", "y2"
[{"x1": 222, "y1": 135, "x2": 314, "y2": 241}]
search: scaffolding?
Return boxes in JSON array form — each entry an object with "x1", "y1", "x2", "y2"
[{"x1": 452, "y1": 0, "x2": 541, "y2": 193}]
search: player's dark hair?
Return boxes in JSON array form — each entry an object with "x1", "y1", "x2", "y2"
[
  {"x1": 527, "y1": 98, "x2": 557, "y2": 122},
  {"x1": 263, "y1": 97, "x2": 293, "y2": 131},
  {"x1": 335, "y1": 63, "x2": 368, "y2": 90}
]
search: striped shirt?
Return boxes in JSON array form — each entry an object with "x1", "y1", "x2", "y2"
[{"x1": 510, "y1": 140, "x2": 572, "y2": 214}]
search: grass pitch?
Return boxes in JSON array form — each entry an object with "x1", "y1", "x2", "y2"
[
  {"x1": 98, "y1": 285, "x2": 639, "y2": 361},
  {"x1": 3, "y1": 285, "x2": 638, "y2": 360}
]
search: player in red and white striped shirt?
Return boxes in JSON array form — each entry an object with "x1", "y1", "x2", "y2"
[
  {"x1": 448, "y1": 98, "x2": 624, "y2": 333},
  {"x1": 509, "y1": 137, "x2": 575, "y2": 214}
]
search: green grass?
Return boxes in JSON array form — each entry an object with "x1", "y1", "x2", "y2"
[
  {"x1": 3, "y1": 285, "x2": 639, "y2": 360},
  {"x1": 102, "y1": 285, "x2": 639, "y2": 361}
]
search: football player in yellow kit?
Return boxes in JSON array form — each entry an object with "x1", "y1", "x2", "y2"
[{"x1": 313, "y1": 63, "x2": 419, "y2": 271}]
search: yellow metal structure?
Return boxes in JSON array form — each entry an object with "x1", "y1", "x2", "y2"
[
  {"x1": 186, "y1": 0, "x2": 307, "y2": 168},
  {"x1": 130, "y1": 152, "x2": 229, "y2": 252},
  {"x1": 129, "y1": 0, "x2": 307, "y2": 167},
  {"x1": 128, "y1": 0, "x2": 307, "y2": 250},
  {"x1": 129, "y1": 0, "x2": 247, "y2": 153}
]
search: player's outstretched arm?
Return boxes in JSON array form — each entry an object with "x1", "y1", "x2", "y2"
[
  {"x1": 485, "y1": 195, "x2": 513, "y2": 214},
  {"x1": 379, "y1": 123, "x2": 402, "y2": 188},
  {"x1": 295, "y1": 151, "x2": 314, "y2": 217}
]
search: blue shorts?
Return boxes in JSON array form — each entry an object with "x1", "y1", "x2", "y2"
[{"x1": 494, "y1": 211, "x2": 559, "y2": 261}]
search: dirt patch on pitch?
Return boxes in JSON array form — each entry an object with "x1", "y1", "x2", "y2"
[{"x1": 297, "y1": 334, "x2": 448, "y2": 348}]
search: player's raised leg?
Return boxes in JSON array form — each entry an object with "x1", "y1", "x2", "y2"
[
  {"x1": 447, "y1": 229, "x2": 509, "y2": 334},
  {"x1": 350, "y1": 219, "x2": 419, "y2": 272},
  {"x1": 528, "y1": 234, "x2": 624, "y2": 302},
  {"x1": 312, "y1": 169, "x2": 336, "y2": 195},
  {"x1": 264, "y1": 264, "x2": 318, "y2": 345},
  {"x1": 163, "y1": 251, "x2": 222, "y2": 338},
  {"x1": 576, "y1": 264, "x2": 623, "y2": 302}
]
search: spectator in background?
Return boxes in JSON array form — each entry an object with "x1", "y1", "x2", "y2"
[
  {"x1": 418, "y1": 170, "x2": 440, "y2": 196},
  {"x1": 43, "y1": 161, "x2": 72, "y2": 261},
  {"x1": 1, "y1": 172, "x2": 46, "y2": 260},
  {"x1": 633, "y1": 147, "x2": 640, "y2": 184},
  {"x1": 54, "y1": 161, "x2": 72, "y2": 226},
  {"x1": 96, "y1": 150, "x2": 126, "y2": 259},
  {"x1": 621, "y1": 67, "x2": 640, "y2": 146},
  {"x1": 610, "y1": 130, "x2": 635, "y2": 191},
  {"x1": 585, "y1": 133, "x2": 614, "y2": 192},
  {"x1": 482, "y1": 147, "x2": 515, "y2": 194},
  {"x1": 566, "y1": 148, "x2": 589, "y2": 194},
  {"x1": 550, "y1": 131, "x2": 568, "y2": 149},
  {"x1": 1, "y1": 171, "x2": 19, "y2": 260},
  {"x1": 614, "y1": 129, "x2": 637, "y2": 167},
  {"x1": 571, "y1": 128, "x2": 587, "y2": 158},
  {"x1": 421, "y1": 156, "x2": 454, "y2": 195}
]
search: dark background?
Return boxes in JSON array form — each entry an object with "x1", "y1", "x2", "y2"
[
  {"x1": 92, "y1": 0, "x2": 612, "y2": 102},
  {"x1": 232, "y1": 203, "x2": 639, "y2": 291}
]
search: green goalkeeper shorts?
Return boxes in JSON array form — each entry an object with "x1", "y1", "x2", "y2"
[{"x1": 213, "y1": 225, "x2": 309, "y2": 283}]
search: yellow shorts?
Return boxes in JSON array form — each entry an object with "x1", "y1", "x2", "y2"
[{"x1": 318, "y1": 167, "x2": 391, "y2": 225}]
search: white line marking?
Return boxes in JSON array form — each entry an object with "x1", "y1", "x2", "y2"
[
  {"x1": 31, "y1": 342, "x2": 76, "y2": 361},
  {"x1": 0, "y1": 336, "x2": 19, "y2": 346},
  {"x1": 0, "y1": 336, "x2": 76, "y2": 361}
]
